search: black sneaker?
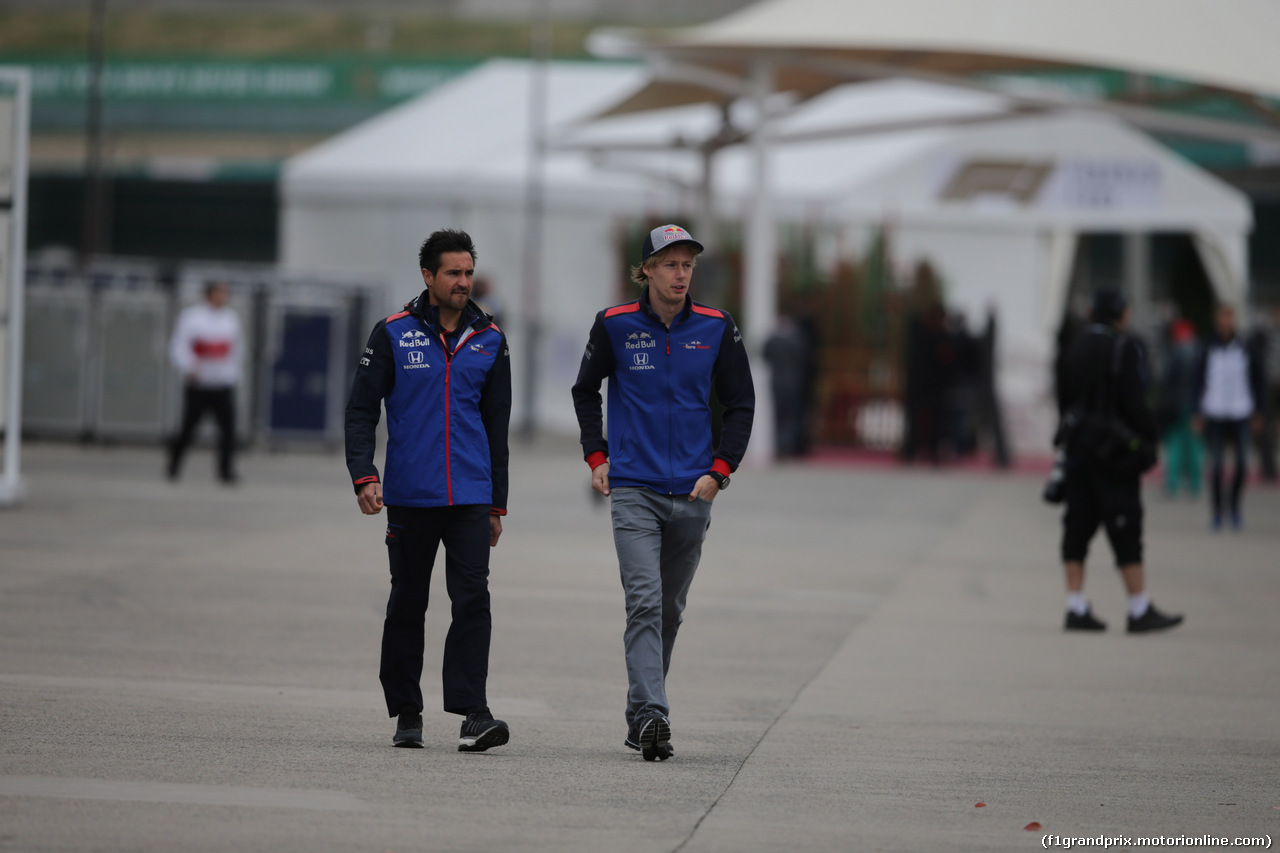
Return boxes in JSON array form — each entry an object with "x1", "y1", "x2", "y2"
[
  {"x1": 458, "y1": 710, "x2": 509, "y2": 753},
  {"x1": 1064, "y1": 609, "x2": 1107, "y2": 631},
  {"x1": 1127, "y1": 604, "x2": 1184, "y2": 634},
  {"x1": 393, "y1": 712, "x2": 424, "y2": 748},
  {"x1": 625, "y1": 730, "x2": 675, "y2": 759},
  {"x1": 626, "y1": 711, "x2": 672, "y2": 762}
]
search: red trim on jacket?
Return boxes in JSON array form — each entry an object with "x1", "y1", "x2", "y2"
[
  {"x1": 604, "y1": 302, "x2": 640, "y2": 318},
  {"x1": 489, "y1": 507, "x2": 508, "y2": 517},
  {"x1": 385, "y1": 310, "x2": 411, "y2": 323},
  {"x1": 585, "y1": 450, "x2": 609, "y2": 470},
  {"x1": 690, "y1": 304, "x2": 724, "y2": 318},
  {"x1": 711, "y1": 457, "x2": 733, "y2": 477},
  {"x1": 354, "y1": 475, "x2": 379, "y2": 486}
]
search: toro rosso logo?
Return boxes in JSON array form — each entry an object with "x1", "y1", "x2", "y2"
[
  {"x1": 682, "y1": 340, "x2": 710, "y2": 350},
  {"x1": 625, "y1": 330, "x2": 656, "y2": 351},
  {"x1": 399, "y1": 329, "x2": 430, "y2": 348}
]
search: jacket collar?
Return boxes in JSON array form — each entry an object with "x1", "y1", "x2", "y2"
[
  {"x1": 407, "y1": 291, "x2": 490, "y2": 333},
  {"x1": 638, "y1": 286, "x2": 691, "y2": 325}
]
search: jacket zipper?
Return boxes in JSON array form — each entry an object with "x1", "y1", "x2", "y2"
[
  {"x1": 440, "y1": 331, "x2": 454, "y2": 505},
  {"x1": 665, "y1": 321, "x2": 675, "y2": 494},
  {"x1": 437, "y1": 319, "x2": 494, "y2": 506}
]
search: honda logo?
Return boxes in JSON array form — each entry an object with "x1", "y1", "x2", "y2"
[
  {"x1": 633, "y1": 353, "x2": 648, "y2": 366},
  {"x1": 408, "y1": 351, "x2": 424, "y2": 364}
]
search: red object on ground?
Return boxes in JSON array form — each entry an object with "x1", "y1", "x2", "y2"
[{"x1": 1025, "y1": 822, "x2": 1043, "y2": 831}]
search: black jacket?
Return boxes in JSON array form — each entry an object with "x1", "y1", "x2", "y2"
[{"x1": 1057, "y1": 324, "x2": 1158, "y2": 450}]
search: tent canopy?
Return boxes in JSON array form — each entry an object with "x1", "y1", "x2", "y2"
[
  {"x1": 566, "y1": 78, "x2": 1250, "y2": 231},
  {"x1": 596, "y1": 0, "x2": 1280, "y2": 143},
  {"x1": 284, "y1": 59, "x2": 649, "y2": 202}
]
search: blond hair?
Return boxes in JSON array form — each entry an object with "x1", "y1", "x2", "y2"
[{"x1": 629, "y1": 244, "x2": 699, "y2": 286}]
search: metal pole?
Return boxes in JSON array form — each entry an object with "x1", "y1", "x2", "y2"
[
  {"x1": 742, "y1": 60, "x2": 776, "y2": 467},
  {"x1": 519, "y1": 0, "x2": 550, "y2": 440},
  {"x1": 81, "y1": 0, "x2": 108, "y2": 264},
  {"x1": 1, "y1": 68, "x2": 30, "y2": 505}
]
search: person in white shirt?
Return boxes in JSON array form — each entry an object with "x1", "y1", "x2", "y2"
[
  {"x1": 167, "y1": 281, "x2": 241, "y2": 484},
  {"x1": 1193, "y1": 304, "x2": 1265, "y2": 529}
]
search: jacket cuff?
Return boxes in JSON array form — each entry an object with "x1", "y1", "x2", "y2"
[
  {"x1": 586, "y1": 451, "x2": 609, "y2": 470},
  {"x1": 711, "y1": 457, "x2": 733, "y2": 477},
  {"x1": 353, "y1": 475, "x2": 379, "y2": 495},
  {"x1": 490, "y1": 507, "x2": 507, "y2": 517}
]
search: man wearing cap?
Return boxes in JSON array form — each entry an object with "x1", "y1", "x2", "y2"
[
  {"x1": 572, "y1": 224, "x2": 755, "y2": 761},
  {"x1": 1055, "y1": 289, "x2": 1182, "y2": 634}
]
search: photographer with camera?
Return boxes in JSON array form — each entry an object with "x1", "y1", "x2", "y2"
[{"x1": 1050, "y1": 289, "x2": 1183, "y2": 634}]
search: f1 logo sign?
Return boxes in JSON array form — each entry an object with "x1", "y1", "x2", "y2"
[
  {"x1": 633, "y1": 352, "x2": 649, "y2": 366},
  {"x1": 408, "y1": 351, "x2": 424, "y2": 364}
]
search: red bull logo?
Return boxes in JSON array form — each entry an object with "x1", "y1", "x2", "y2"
[{"x1": 662, "y1": 227, "x2": 687, "y2": 243}]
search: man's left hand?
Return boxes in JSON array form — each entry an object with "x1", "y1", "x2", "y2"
[
  {"x1": 490, "y1": 515, "x2": 503, "y2": 547},
  {"x1": 689, "y1": 474, "x2": 719, "y2": 502}
]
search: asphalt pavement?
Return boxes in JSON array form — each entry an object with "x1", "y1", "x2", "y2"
[{"x1": 1, "y1": 439, "x2": 1276, "y2": 852}]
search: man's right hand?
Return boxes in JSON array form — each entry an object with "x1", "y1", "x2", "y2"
[
  {"x1": 591, "y1": 461, "x2": 610, "y2": 496},
  {"x1": 357, "y1": 481, "x2": 384, "y2": 515}
]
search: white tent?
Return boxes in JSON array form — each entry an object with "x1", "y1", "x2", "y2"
[
  {"x1": 281, "y1": 60, "x2": 683, "y2": 436},
  {"x1": 281, "y1": 62, "x2": 1251, "y2": 451}
]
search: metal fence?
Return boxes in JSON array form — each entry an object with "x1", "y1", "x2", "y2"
[{"x1": 22, "y1": 256, "x2": 374, "y2": 448}]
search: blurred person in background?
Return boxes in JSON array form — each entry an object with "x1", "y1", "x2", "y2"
[
  {"x1": 902, "y1": 302, "x2": 955, "y2": 464},
  {"x1": 763, "y1": 311, "x2": 814, "y2": 458},
  {"x1": 572, "y1": 224, "x2": 754, "y2": 761},
  {"x1": 1246, "y1": 307, "x2": 1278, "y2": 482},
  {"x1": 167, "y1": 281, "x2": 241, "y2": 484},
  {"x1": 1193, "y1": 303, "x2": 1265, "y2": 530},
  {"x1": 1158, "y1": 318, "x2": 1202, "y2": 498},
  {"x1": 1055, "y1": 289, "x2": 1182, "y2": 634},
  {"x1": 345, "y1": 229, "x2": 512, "y2": 753}
]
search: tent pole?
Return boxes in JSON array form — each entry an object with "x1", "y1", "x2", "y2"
[
  {"x1": 519, "y1": 1, "x2": 551, "y2": 441},
  {"x1": 1122, "y1": 232, "x2": 1153, "y2": 339},
  {"x1": 743, "y1": 59, "x2": 776, "y2": 467},
  {"x1": 1, "y1": 68, "x2": 30, "y2": 506}
]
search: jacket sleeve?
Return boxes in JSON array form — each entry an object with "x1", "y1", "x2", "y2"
[
  {"x1": 1248, "y1": 336, "x2": 1267, "y2": 414},
  {"x1": 710, "y1": 313, "x2": 756, "y2": 474},
  {"x1": 480, "y1": 333, "x2": 512, "y2": 515},
  {"x1": 571, "y1": 313, "x2": 615, "y2": 469},
  {"x1": 344, "y1": 320, "x2": 394, "y2": 493},
  {"x1": 169, "y1": 307, "x2": 195, "y2": 375}
]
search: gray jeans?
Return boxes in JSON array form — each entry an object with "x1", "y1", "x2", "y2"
[{"x1": 609, "y1": 487, "x2": 712, "y2": 723}]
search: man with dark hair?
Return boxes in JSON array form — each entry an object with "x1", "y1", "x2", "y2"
[
  {"x1": 572, "y1": 224, "x2": 755, "y2": 760},
  {"x1": 345, "y1": 228, "x2": 513, "y2": 751},
  {"x1": 1055, "y1": 289, "x2": 1182, "y2": 634}
]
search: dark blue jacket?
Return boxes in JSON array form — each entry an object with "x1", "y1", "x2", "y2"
[
  {"x1": 572, "y1": 287, "x2": 755, "y2": 495},
  {"x1": 345, "y1": 293, "x2": 510, "y2": 513}
]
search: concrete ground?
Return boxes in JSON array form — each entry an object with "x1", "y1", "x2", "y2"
[{"x1": 0, "y1": 438, "x2": 1276, "y2": 852}]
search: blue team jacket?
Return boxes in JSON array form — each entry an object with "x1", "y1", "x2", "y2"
[
  {"x1": 571, "y1": 288, "x2": 755, "y2": 495},
  {"x1": 345, "y1": 295, "x2": 511, "y2": 511}
]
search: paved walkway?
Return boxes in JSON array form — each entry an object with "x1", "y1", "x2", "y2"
[{"x1": 1, "y1": 440, "x2": 1276, "y2": 852}]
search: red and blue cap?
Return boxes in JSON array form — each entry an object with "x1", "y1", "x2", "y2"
[{"x1": 641, "y1": 224, "x2": 704, "y2": 262}]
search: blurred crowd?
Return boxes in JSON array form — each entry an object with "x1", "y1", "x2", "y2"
[{"x1": 1056, "y1": 300, "x2": 1279, "y2": 522}]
